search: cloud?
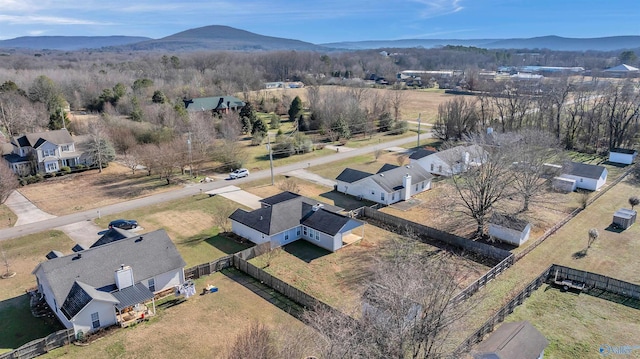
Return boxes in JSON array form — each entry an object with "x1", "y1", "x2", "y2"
[
  {"x1": 411, "y1": 0, "x2": 464, "y2": 18},
  {"x1": 0, "y1": 14, "x2": 112, "y2": 26}
]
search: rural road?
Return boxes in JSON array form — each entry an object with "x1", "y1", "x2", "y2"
[{"x1": 0, "y1": 134, "x2": 427, "y2": 241}]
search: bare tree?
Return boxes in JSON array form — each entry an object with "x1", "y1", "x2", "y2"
[
  {"x1": 433, "y1": 97, "x2": 479, "y2": 141},
  {"x1": 86, "y1": 118, "x2": 116, "y2": 173},
  {"x1": 121, "y1": 153, "x2": 139, "y2": 175},
  {"x1": 588, "y1": 228, "x2": 599, "y2": 249},
  {"x1": 226, "y1": 322, "x2": 278, "y2": 359},
  {"x1": 277, "y1": 178, "x2": 301, "y2": 194},
  {"x1": 0, "y1": 161, "x2": 17, "y2": 204},
  {"x1": 390, "y1": 89, "x2": 405, "y2": 123}
]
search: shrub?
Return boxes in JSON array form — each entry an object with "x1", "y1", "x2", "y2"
[
  {"x1": 393, "y1": 120, "x2": 409, "y2": 134},
  {"x1": 60, "y1": 166, "x2": 71, "y2": 174},
  {"x1": 76, "y1": 164, "x2": 86, "y2": 170}
]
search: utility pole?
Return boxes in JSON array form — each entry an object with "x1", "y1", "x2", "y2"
[
  {"x1": 187, "y1": 132, "x2": 193, "y2": 177},
  {"x1": 267, "y1": 133, "x2": 274, "y2": 185},
  {"x1": 416, "y1": 113, "x2": 421, "y2": 148}
]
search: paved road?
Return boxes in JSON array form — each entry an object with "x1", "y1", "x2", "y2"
[{"x1": 0, "y1": 134, "x2": 422, "y2": 241}]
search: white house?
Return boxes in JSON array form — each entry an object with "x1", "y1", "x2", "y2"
[
  {"x1": 608, "y1": 148, "x2": 637, "y2": 165},
  {"x1": 488, "y1": 213, "x2": 532, "y2": 247},
  {"x1": 335, "y1": 164, "x2": 433, "y2": 205},
  {"x1": 558, "y1": 161, "x2": 608, "y2": 191},
  {"x1": 409, "y1": 145, "x2": 487, "y2": 176},
  {"x1": 229, "y1": 192, "x2": 364, "y2": 252},
  {"x1": 3, "y1": 129, "x2": 83, "y2": 176},
  {"x1": 32, "y1": 229, "x2": 186, "y2": 336},
  {"x1": 473, "y1": 321, "x2": 548, "y2": 359}
]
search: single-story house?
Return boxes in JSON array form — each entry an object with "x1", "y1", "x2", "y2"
[
  {"x1": 557, "y1": 161, "x2": 608, "y2": 191},
  {"x1": 409, "y1": 145, "x2": 487, "y2": 176},
  {"x1": 473, "y1": 321, "x2": 548, "y2": 359},
  {"x1": 183, "y1": 96, "x2": 245, "y2": 114},
  {"x1": 488, "y1": 213, "x2": 532, "y2": 247},
  {"x1": 613, "y1": 208, "x2": 637, "y2": 229},
  {"x1": 335, "y1": 164, "x2": 433, "y2": 205},
  {"x1": 608, "y1": 148, "x2": 637, "y2": 165},
  {"x1": 603, "y1": 64, "x2": 640, "y2": 78},
  {"x1": 3, "y1": 129, "x2": 83, "y2": 176},
  {"x1": 229, "y1": 191, "x2": 364, "y2": 252},
  {"x1": 32, "y1": 229, "x2": 186, "y2": 336}
]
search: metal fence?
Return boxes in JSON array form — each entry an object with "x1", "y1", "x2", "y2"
[
  {"x1": 360, "y1": 206, "x2": 512, "y2": 262},
  {"x1": 0, "y1": 329, "x2": 75, "y2": 359}
]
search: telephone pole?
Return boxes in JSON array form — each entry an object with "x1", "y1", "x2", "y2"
[
  {"x1": 267, "y1": 134, "x2": 274, "y2": 185},
  {"x1": 416, "y1": 113, "x2": 421, "y2": 148},
  {"x1": 187, "y1": 132, "x2": 193, "y2": 177}
]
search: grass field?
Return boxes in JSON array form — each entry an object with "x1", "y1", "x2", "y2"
[
  {"x1": 0, "y1": 204, "x2": 17, "y2": 230},
  {"x1": 503, "y1": 284, "x2": 640, "y2": 359},
  {"x1": 249, "y1": 224, "x2": 490, "y2": 309},
  {"x1": 39, "y1": 270, "x2": 315, "y2": 359}
]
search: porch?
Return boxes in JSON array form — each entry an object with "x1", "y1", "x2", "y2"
[{"x1": 112, "y1": 283, "x2": 156, "y2": 328}]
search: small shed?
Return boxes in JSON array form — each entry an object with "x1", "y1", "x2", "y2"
[
  {"x1": 473, "y1": 321, "x2": 549, "y2": 359},
  {"x1": 552, "y1": 176, "x2": 576, "y2": 193},
  {"x1": 613, "y1": 208, "x2": 637, "y2": 229},
  {"x1": 488, "y1": 213, "x2": 532, "y2": 247},
  {"x1": 609, "y1": 148, "x2": 637, "y2": 165}
]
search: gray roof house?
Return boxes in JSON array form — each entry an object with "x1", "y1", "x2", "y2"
[
  {"x1": 183, "y1": 96, "x2": 245, "y2": 114},
  {"x1": 33, "y1": 229, "x2": 186, "y2": 335},
  {"x1": 229, "y1": 192, "x2": 364, "y2": 252},
  {"x1": 3, "y1": 129, "x2": 84, "y2": 176},
  {"x1": 556, "y1": 161, "x2": 608, "y2": 191},
  {"x1": 473, "y1": 321, "x2": 549, "y2": 359},
  {"x1": 336, "y1": 164, "x2": 433, "y2": 205},
  {"x1": 409, "y1": 144, "x2": 487, "y2": 177}
]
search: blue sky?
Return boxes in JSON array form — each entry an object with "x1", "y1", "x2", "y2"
[{"x1": 1, "y1": 0, "x2": 639, "y2": 43}]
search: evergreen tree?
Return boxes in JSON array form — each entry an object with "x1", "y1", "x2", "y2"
[{"x1": 288, "y1": 96, "x2": 303, "y2": 121}]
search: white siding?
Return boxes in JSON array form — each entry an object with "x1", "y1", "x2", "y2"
[
  {"x1": 338, "y1": 178, "x2": 388, "y2": 204},
  {"x1": 411, "y1": 156, "x2": 452, "y2": 176},
  {"x1": 560, "y1": 172, "x2": 606, "y2": 191},
  {"x1": 488, "y1": 224, "x2": 531, "y2": 246},
  {"x1": 148, "y1": 268, "x2": 184, "y2": 293},
  {"x1": 303, "y1": 227, "x2": 340, "y2": 252},
  {"x1": 609, "y1": 152, "x2": 635, "y2": 165},
  {"x1": 72, "y1": 300, "x2": 117, "y2": 335},
  {"x1": 231, "y1": 221, "x2": 270, "y2": 245}
]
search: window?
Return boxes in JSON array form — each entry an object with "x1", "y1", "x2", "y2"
[
  {"x1": 381, "y1": 193, "x2": 385, "y2": 201},
  {"x1": 580, "y1": 178, "x2": 583, "y2": 182},
  {"x1": 438, "y1": 165, "x2": 443, "y2": 173},
  {"x1": 309, "y1": 228, "x2": 314, "y2": 238},
  {"x1": 285, "y1": 233, "x2": 289, "y2": 241},
  {"x1": 415, "y1": 184, "x2": 419, "y2": 191},
  {"x1": 148, "y1": 278, "x2": 155, "y2": 292},
  {"x1": 303, "y1": 226, "x2": 308, "y2": 236},
  {"x1": 91, "y1": 312, "x2": 100, "y2": 329},
  {"x1": 61, "y1": 145, "x2": 71, "y2": 152},
  {"x1": 42, "y1": 148, "x2": 55, "y2": 157},
  {"x1": 421, "y1": 182, "x2": 425, "y2": 189},
  {"x1": 315, "y1": 232, "x2": 320, "y2": 241},
  {"x1": 430, "y1": 163, "x2": 434, "y2": 171},
  {"x1": 296, "y1": 228, "x2": 301, "y2": 236},
  {"x1": 45, "y1": 162, "x2": 58, "y2": 172},
  {"x1": 392, "y1": 193, "x2": 395, "y2": 201}
]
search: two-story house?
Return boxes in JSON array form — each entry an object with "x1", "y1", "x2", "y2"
[{"x1": 3, "y1": 129, "x2": 82, "y2": 176}]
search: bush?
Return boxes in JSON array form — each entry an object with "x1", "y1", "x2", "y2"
[
  {"x1": 75, "y1": 164, "x2": 86, "y2": 170},
  {"x1": 251, "y1": 132, "x2": 265, "y2": 146},
  {"x1": 60, "y1": 166, "x2": 71, "y2": 174},
  {"x1": 393, "y1": 120, "x2": 409, "y2": 134}
]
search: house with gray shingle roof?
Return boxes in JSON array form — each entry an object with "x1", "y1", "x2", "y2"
[
  {"x1": 336, "y1": 163, "x2": 433, "y2": 205},
  {"x1": 556, "y1": 161, "x2": 607, "y2": 191},
  {"x1": 3, "y1": 129, "x2": 83, "y2": 176},
  {"x1": 473, "y1": 321, "x2": 548, "y2": 359},
  {"x1": 183, "y1": 96, "x2": 245, "y2": 114},
  {"x1": 229, "y1": 191, "x2": 364, "y2": 252},
  {"x1": 409, "y1": 144, "x2": 487, "y2": 177},
  {"x1": 32, "y1": 229, "x2": 186, "y2": 335}
]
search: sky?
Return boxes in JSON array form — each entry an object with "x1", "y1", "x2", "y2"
[{"x1": 1, "y1": 0, "x2": 639, "y2": 43}]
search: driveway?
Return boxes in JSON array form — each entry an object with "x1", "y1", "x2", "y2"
[
  {"x1": 57, "y1": 221, "x2": 104, "y2": 248},
  {"x1": 283, "y1": 169, "x2": 336, "y2": 188},
  {"x1": 205, "y1": 186, "x2": 263, "y2": 209},
  {"x1": 4, "y1": 190, "x2": 56, "y2": 226}
]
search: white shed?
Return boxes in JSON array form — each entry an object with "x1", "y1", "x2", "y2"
[
  {"x1": 559, "y1": 161, "x2": 607, "y2": 191},
  {"x1": 488, "y1": 213, "x2": 532, "y2": 247},
  {"x1": 609, "y1": 148, "x2": 637, "y2": 165}
]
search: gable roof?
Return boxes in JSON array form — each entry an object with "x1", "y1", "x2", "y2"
[
  {"x1": 370, "y1": 164, "x2": 433, "y2": 192},
  {"x1": 301, "y1": 208, "x2": 352, "y2": 236},
  {"x1": 33, "y1": 229, "x2": 186, "y2": 308},
  {"x1": 229, "y1": 192, "x2": 348, "y2": 235},
  {"x1": 183, "y1": 96, "x2": 245, "y2": 112},
  {"x1": 336, "y1": 168, "x2": 373, "y2": 183},
  {"x1": 610, "y1": 148, "x2": 637, "y2": 155},
  {"x1": 409, "y1": 148, "x2": 437, "y2": 160},
  {"x1": 490, "y1": 213, "x2": 530, "y2": 232},
  {"x1": 565, "y1": 161, "x2": 607, "y2": 179},
  {"x1": 60, "y1": 281, "x2": 118, "y2": 320},
  {"x1": 604, "y1": 64, "x2": 640, "y2": 72},
  {"x1": 13, "y1": 129, "x2": 74, "y2": 149},
  {"x1": 376, "y1": 163, "x2": 399, "y2": 173},
  {"x1": 474, "y1": 321, "x2": 548, "y2": 359},
  {"x1": 112, "y1": 283, "x2": 155, "y2": 311},
  {"x1": 90, "y1": 227, "x2": 136, "y2": 248}
]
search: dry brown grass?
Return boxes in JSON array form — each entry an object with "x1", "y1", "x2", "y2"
[{"x1": 18, "y1": 163, "x2": 179, "y2": 216}]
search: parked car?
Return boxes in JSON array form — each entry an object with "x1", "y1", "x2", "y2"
[
  {"x1": 229, "y1": 168, "x2": 250, "y2": 179},
  {"x1": 109, "y1": 219, "x2": 138, "y2": 230}
]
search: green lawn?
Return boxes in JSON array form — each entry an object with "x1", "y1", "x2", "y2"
[
  {"x1": 0, "y1": 204, "x2": 17, "y2": 229},
  {"x1": 503, "y1": 284, "x2": 640, "y2": 359}
]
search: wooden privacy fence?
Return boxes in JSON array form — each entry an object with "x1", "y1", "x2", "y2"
[
  {"x1": 184, "y1": 255, "x2": 233, "y2": 280},
  {"x1": 453, "y1": 254, "x2": 515, "y2": 303},
  {"x1": 360, "y1": 206, "x2": 512, "y2": 262},
  {"x1": 0, "y1": 329, "x2": 75, "y2": 359}
]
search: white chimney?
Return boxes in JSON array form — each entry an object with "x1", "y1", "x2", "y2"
[
  {"x1": 115, "y1": 264, "x2": 134, "y2": 290},
  {"x1": 403, "y1": 174, "x2": 412, "y2": 201},
  {"x1": 312, "y1": 203, "x2": 324, "y2": 211}
]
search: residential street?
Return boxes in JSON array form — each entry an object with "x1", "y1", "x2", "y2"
[{"x1": 0, "y1": 134, "x2": 425, "y2": 241}]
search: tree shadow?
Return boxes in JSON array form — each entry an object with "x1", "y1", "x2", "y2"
[
  {"x1": 572, "y1": 249, "x2": 588, "y2": 259},
  {"x1": 282, "y1": 241, "x2": 331, "y2": 263},
  {"x1": 0, "y1": 294, "x2": 64, "y2": 351},
  {"x1": 180, "y1": 232, "x2": 252, "y2": 254},
  {"x1": 584, "y1": 288, "x2": 640, "y2": 310}
]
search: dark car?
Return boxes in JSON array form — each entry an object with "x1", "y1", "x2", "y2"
[{"x1": 108, "y1": 219, "x2": 138, "y2": 230}]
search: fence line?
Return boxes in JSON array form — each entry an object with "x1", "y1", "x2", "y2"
[
  {"x1": 0, "y1": 329, "x2": 75, "y2": 359},
  {"x1": 453, "y1": 254, "x2": 515, "y2": 303}
]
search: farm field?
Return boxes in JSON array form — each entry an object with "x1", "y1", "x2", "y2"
[
  {"x1": 249, "y1": 223, "x2": 490, "y2": 309},
  {"x1": 503, "y1": 284, "x2": 640, "y2": 358}
]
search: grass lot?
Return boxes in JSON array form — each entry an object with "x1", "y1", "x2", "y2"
[
  {"x1": 0, "y1": 231, "x2": 74, "y2": 354},
  {"x1": 457, "y1": 176, "x2": 640, "y2": 349},
  {"x1": 0, "y1": 204, "x2": 17, "y2": 229},
  {"x1": 249, "y1": 224, "x2": 490, "y2": 309},
  {"x1": 93, "y1": 194, "x2": 252, "y2": 267},
  {"x1": 40, "y1": 270, "x2": 315, "y2": 359},
  {"x1": 503, "y1": 284, "x2": 640, "y2": 359}
]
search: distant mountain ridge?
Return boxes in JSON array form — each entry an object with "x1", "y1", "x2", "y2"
[
  {"x1": 0, "y1": 36, "x2": 151, "y2": 51},
  {"x1": 1, "y1": 26, "x2": 639, "y2": 52},
  {"x1": 324, "y1": 35, "x2": 640, "y2": 52}
]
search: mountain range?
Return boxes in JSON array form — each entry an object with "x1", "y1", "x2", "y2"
[{"x1": 1, "y1": 25, "x2": 639, "y2": 52}]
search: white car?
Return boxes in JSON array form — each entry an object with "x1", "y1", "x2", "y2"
[{"x1": 229, "y1": 168, "x2": 249, "y2": 179}]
